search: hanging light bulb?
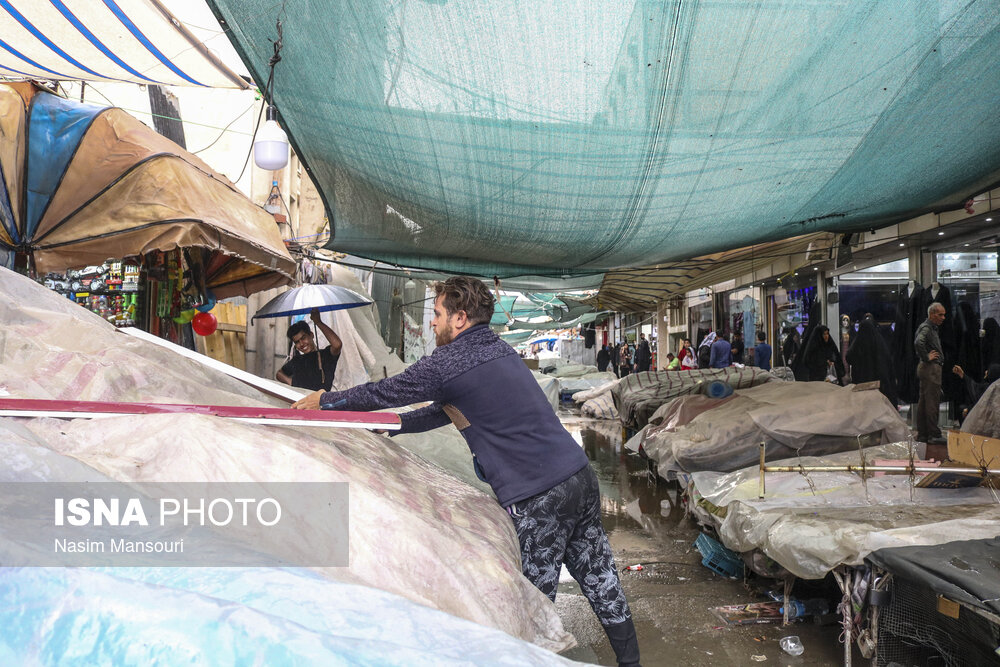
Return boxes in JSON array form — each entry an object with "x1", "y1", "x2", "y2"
[{"x1": 254, "y1": 105, "x2": 289, "y2": 170}]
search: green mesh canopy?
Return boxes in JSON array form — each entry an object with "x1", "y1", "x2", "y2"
[{"x1": 210, "y1": 1, "x2": 1000, "y2": 278}]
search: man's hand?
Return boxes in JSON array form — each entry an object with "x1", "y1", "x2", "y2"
[
  {"x1": 928, "y1": 350, "x2": 940, "y2": 361},
  {"x1": 309, "y1": 308, "x2": 322, "y2": 324},
  {"x1": 292, "y1": 389, "x2": 325, "y2": 410},
  {"x1": 952, "y1": 365, "x2": 965, "y2": 378}
]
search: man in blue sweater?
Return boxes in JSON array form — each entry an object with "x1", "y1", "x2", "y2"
[
  {"x1": 709, "y1": 329, "x2": 732, "y2": 368},
  {"x1": 293, "y1": 276, "x2": 640, "y2": 667}
]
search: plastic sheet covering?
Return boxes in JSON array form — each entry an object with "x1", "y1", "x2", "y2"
[
  {"x1": 866, "y1": 537, "x2": 1000, "y2": 616},
  {"x1": 612, "y1": 368, "x2": 774, "y2": 430},
  {"x1": 548, "y1": 363, "x2": 600, "y2": 378},
  {"x1": 210, "y1": 0, "x2": 1000, "y2": 278},
  {"x1": 769, "y1": 367, "x2": 796, "y2": 382},
  {"x1": 0, "y1": 267, "x2": 573, "y2": 653},
  {"x1": 690, "y1": 443, "x2": 1000, "y2": 580},
  {"x1": 637, "y1": 382, "x2": 909, "y2": 475},
  {"x1": 961, "y1": 379, "x2": 1000, "y2": 438},
  {"x1": 571, "y1": 379, "x2": 621, "y2": 420},
  {"x1": 558, "y1": 371, "x2": 618, "y2": 395},
  {"x1": 0, "y1": 568, "x2": 581, "y2": 666},
  {"x1": 532, "y1": 371, "x2": 561, "y2": 410}
]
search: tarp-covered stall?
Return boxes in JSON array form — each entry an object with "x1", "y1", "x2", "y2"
[
  {"x1": 687, "y1": 444, "x2": 1000, "y2": 580},
  {"x1": 0, "y1": 83, "x2": 294, "y2": 298},
  {"x1": 633, "y1": 382, "x2": 910, "y2": 477},
  {"x1": 0, "y1": 265, "x2": 574, "y2": 657}
]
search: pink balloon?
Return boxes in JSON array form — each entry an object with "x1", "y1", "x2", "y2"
[{"x1": 191, "y1": 312, "x2": 218, "y2": 336}]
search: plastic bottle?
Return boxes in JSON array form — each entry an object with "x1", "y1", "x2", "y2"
[
  {"x1": 264, "y1": 181, "x2": 282, "y2": 214},
  {"x1": 779, "y1": 598, "x2": 829, "y2": 619},
  {"x1": 780, "y1": 636, "x2": 804, "y2": 656}
]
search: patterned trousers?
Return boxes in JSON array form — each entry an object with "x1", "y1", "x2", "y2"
[{"x1": 509, "y1": 465, "x2": 640, "y2": 666}]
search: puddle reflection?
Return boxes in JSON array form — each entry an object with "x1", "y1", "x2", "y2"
[{"x1": 561, "y1": 412, "x2": 685, "y2": 537}]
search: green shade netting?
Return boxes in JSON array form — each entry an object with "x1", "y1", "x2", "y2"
[{"x1": 210, "y1": 1, "x2": 1000, "y2": 278}]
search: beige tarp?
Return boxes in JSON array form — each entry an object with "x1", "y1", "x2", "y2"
[{"x1": 1, "y1": 84, "x2": 295, "y2": 299}]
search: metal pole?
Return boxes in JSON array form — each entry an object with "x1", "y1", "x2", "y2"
[
  {"x1": 763, "y1": 464, "x2": 1000, "y2": 475},
  {"x1": 758, "y1": 441, "x2": 766, "y2": 498}
]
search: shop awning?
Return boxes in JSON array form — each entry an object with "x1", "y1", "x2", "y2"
[
  {"x1": 590, "y1": 234, "x2": 828, "y2": 312},
  {"x1": 0, "y1": 0, "x2": 246, "y2": 89},
  {"x1": 0, "y1": 83, "x2": 294, "y2": 298},
  {"x1": 209, "y1": 0, "x2": 1000, "y2": 278}
]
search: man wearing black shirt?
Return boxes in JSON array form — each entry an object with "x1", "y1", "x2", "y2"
[{"x1": 276, "y1": 309, "x2": 343, "y2": 391}]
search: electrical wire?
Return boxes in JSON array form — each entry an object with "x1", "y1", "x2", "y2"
[{"x1": 191, "y1": 100, "x2": 257, "y2": 153}]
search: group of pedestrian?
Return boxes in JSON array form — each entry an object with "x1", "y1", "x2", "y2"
[{"x1": 597, "y1": 334, "x2": 653, "y2": 377}]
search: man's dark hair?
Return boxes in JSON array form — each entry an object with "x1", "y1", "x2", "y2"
[
  {"x1": 433, "y1": 276, "x2": 495, "y2": 325},
  {"x1": 715, "y1": 328, "x2": 725, "y2": 337},
  {"x1": 756, "y1": 330, "x2": 766, "y2": 342},
  {"x1": 287, "y1": 320, "x2": 311, "y2": 340}
]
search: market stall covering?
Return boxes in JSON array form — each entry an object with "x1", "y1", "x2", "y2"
[
  {"x1": 961, "y1": 379, "x2": 1000, "y2": 438},
  {"x1": 864, "y1": 538, "x2": 1000, "y2": 667},
  {"x1": 0, "y1": 83, "x2": 295, "y2": 298},
  {"x1": 572, "y1": 380, "x2": 621, "y2": 421},
  {"x1": 0, "y1": 266, "x2": 572, "y2": 655},
  {"x1": 631, "y1": 381, "x2": 910, "y2": 477},
  {"x1": 686, "y1": 443, "x2": 1000, "y2": 580},
  {"x1": 612, "y1": 367, "x2": 774, "y2": 431}
]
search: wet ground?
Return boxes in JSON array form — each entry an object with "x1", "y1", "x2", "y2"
[{"x1": 555, "y1": 411, "x2": 850, "y2": 667}]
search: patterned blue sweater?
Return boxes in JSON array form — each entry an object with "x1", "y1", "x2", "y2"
[{"x1": 319, "y1": 323, "x2": 588, "y2": 506}]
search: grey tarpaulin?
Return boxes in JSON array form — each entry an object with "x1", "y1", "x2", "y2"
[{"x1": 867, "y1": 538, "x2": 1000, "y2": 617}]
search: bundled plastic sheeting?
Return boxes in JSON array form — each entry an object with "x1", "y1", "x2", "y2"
[
  {"x1": 689, "y1": 443, "x2": 1000, "y2": 580},
  {"x1": 0, "y1": 568, "x2": 582, "y2": 665},
  {"x1": 558, "y1": 371, "x2": 617, "y2": 395},
  {"x1": 961, "y1": 380, "x2": 1000, "y2": 438},
  {"x1": 636, "y1": 382, "x2": 910, "y2": 476},
  {"x1": 612, "y1": 368, "x2": 773, "y2": 430},
  {"x1": 0, "y1": 267, "x2": 573, "y2": 654},
  {"x1": 547, "y1": 363, "x2": 601, "y2": 378},
  {"x1": 571, "y1": 379, "x2": 621, "y2": 420}
]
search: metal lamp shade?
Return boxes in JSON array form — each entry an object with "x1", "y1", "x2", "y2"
[{"x1": 252, "y1": 284, "x2": 372, "y2": 320}]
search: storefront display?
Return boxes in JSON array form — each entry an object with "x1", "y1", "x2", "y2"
[{"x1": 42, "y1": 261, "x2": 142, "y2": 327}]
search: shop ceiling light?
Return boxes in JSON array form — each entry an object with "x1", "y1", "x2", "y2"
[
  {"x1": 938, "y1": 231, "x2": 945, "y2": 236},
  {"x1": 899, "y1": 242, "x2": 905, "y2": 246},
  {"x1": 987, "y1": 218, "x2": 993, "y2": 222}
]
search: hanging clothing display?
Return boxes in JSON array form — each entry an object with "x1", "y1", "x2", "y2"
[
  {"x1": 893, "y1": 283, "x2": 924, "y2": 404},
  {"x1": 982, "y1": 318, "x2": 1000, "y2": 369},
  {"x1": 846, "y1": 318, "x2": 897, "y2": 405},
  {"x1": 954, "y1": 301, "x2": 982, "y2": 392}
]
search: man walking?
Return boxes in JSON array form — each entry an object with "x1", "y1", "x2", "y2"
[
  {"x1": 293, "y1": 276, "x2": 641, "y2": 667},
  {"x1": 914, "y1": 302, "x2": 946, "y2": 444}
]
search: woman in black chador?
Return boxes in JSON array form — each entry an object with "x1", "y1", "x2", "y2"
[
  {"x1": 847, "y1": 317, "x2": 897, "y2": 405},
  {"x1": 802, "y1": 325, "x2": 845, "y2": 384}
]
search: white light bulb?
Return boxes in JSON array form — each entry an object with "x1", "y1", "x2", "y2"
[{"x1": 254, "y1": 106, "x2": 289, "y2": 171}]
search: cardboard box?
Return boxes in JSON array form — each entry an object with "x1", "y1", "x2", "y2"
[
  {"x1": 522, "y1": 358, "x2": 539, "y2": 370},
  {"x1": 947, "y1": 431, "x2": 1000, "y2": 466}
]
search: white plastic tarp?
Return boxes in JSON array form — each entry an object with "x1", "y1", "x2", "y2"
[
  {"x1": 0, "y1": 266, "x2": 574, "y2": 655},
  {"x1": 689, "y1": 443, "x2": 1000, "y2": 580},
  {"x1": 635, "y1": 382, "x2": 910, "y2": 476}
]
